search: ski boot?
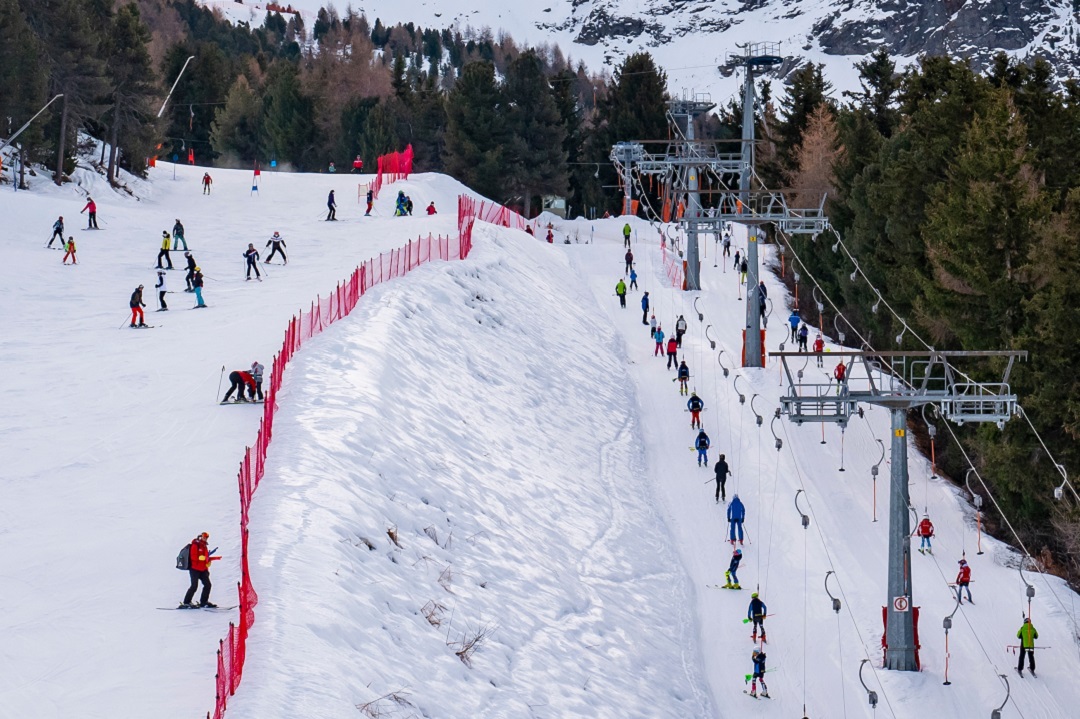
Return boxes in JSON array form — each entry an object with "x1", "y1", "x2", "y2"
[
  {"x1": 732, "y1": 584, "x2": 741, "y2": 589},
  {"x1": 199, "y1": 601, "x2": 218, "y2": 608}
]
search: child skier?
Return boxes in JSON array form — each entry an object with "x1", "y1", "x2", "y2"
[
  {"x1": 748, "y1": 593, "x2": 767, "y2": 643},
  {"x1": 129, "y1": 285, "x2": 147, "y2": 327},
  {"x1": 201, "y1": 172, "x2": 212, "y2": 194},
  {"x1": 687, "y1": 391, "x2": 704, "y2": 426},
  {"x1": 714, "y1": 454, "x2": 730, "y2": 503},
  {"x1": 728, "y1": 494, "x2": 746, "y2": 544},
  {"x1": 250, "y1": 361, "x2": 265, "y2": 401},
  {"x1": 724, "y1": 548, "x2": 742, "y2": 589},
  {"x1": 243, "y1": 243, "x2": 261, "y2": 280},
  {"x1": 222, "y1": 370, "x2": 257, "y2": 402},
  {"x1": 694, "y1": 429, "x2": 710, "y2": 467},
  {"x1": 798, "y1": 323, "x2": 810, "y2": 353},
  {"x1": 649, "y1": 314, "x2": 657, "y2": 338},
  {"x1": 62, "y1": 237, "x2": 77, "y2": 265},
  {"x1": 192, "y1": 267, "x2": 207, "y2": 308},
  {"x1": 654, "y1": 326, "x2": 664, "y2": 356},
  {"x1": 265, "y1": 231, "x2": 287, "y2": 264},
  {"x1": 747, "y1": 648, "x2": 769, "y2": 697},
  {"x1": 812, "y1": 332, "x2": 824, "y2": 366},
  {"x1": 788, "y1": 310, "x2": 801, "y2": 342},
  {"x1": 157, "y1": 231, "x2": 173, "y2": 269},
  {"x1": 916, "y1": 515, "x2": 935, "y2": 554},
  {"x1": 365, "y1": 188, "x2": 374, "y2": 216},
  {"x1": 630, "y1": 267, "x2": 639, "y2": 291},
  {"x1": 677, "y1": 361, "x2": 691, "y2": 396},
  {"x1": 426, "y1": 202, "x2": 437, "y2": 215},
  {"x1": 833, "y1": 360, "x2": 847, "y2": 394},
  {"x1": 49, "y1": 216, "x2": 64, "y2": 247},
  {"x1": 155, "y1": 270, "x2": 168, "y2": 311},
  {"x1": 955, "y1": 558, "x2": 973, "y2": 604}
]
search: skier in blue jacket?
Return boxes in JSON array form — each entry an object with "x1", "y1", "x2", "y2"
[
  {"x1": 694, "y1": 429, "x2": 710, "y2": 466},
  {"x1": 725, "y1": 548, "x2": 743, "y2": 589},
  {"x1": 630, "y1": 268, "x2": 639, "y2": 291},
  {"x1": 788, "y1": 311, "x2": 801, "y2": 342},
  {"x1": 640, "y1": 291, "x2": 649, "y2": 324},
  {"x1": 748, "y1": 648, "x2": 769, "y2": 697},
  {"x1": 748, "y1": 593, "x2": 767, "y2": 642},
  {"x1": 326, "y1": 190, "x2": 337, "y2": 221},
  {"x1": 727, "y1": 494, "x2": 746, "y2": 544}
]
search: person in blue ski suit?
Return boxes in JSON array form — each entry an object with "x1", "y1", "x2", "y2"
[
  {"x1": 640, "y1": 291, "x2": 649, "y2": 324},
  {"x1": 788, "y1": 311, "x2": 801, "y2": 342},
  {"x1": 748, "y1": 648, "x2": 769, "y2": 697},
  {"x1": 694, "y1": 429, "x2": 710, "y2": 466},
  {"x1": 326, "y1": 190, "x2": 337, "y2": 221},
  {"x1": 748, "y1": 593, "x2": 767, "y2": 642},
  {"x1": 725, "y1": 548, "x2": 742, "y2": 588},
  {"x1": 677, "y1": 361, "x2": 691, "y2": 396},
  {"x1": 630, "y1": 268, "x2": 639, "y2": 291},
  {"x1": 728, "y1": 494, "x2": 746, "y2": 544}
]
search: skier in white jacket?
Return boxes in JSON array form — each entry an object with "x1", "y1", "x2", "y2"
[{"x1": 155, "y1": 270, "x2": 168, "y2": 311}]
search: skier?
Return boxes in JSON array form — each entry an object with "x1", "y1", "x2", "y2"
[
  {"x1": 243, "y1": 244, "x2": 261, "y2": 280},
  {"x1": 624, "y1": 249, "x2": 634, "y2": 274},
  {"x1": 406, "y1": 196, "x2": 414, "y2": 215},
  {"x1": 250, "y1": 361, "x2": 265, "y2": 401},
  {"x1": 81, "y1": 197, "x2": 98, "y2": 229},
  {"x1": 157, "y1": 231, "x2": 174, "y2": 269},
  {"x1": 654, "y1": 326, "x2": 665, "y2": 356},
  {"x1": 714, "y1": 454, "x2": 730, "y2": 503},
  {"x1": 798, "y1": 324, "x2": 810, "y2": 353},
  {"x1": 833, "y1": 360, "x2": 847, "y2": 394},
  {"x1": 328, "y1": 161, "x2": 336, "y2": 173},
  {"x1": 395, "y1": 191, "x2": 407, "y2": 216},
  {"x1": 649, "y1": 314, "x2": 657, "y2": 338},
  {"x1": 666, "y1": 335, "x2": 679, "y2": 369},
  {"x1": 916, "y1": 514, "x2": 935, "y2": 554},
  {"x1": 675, "y1": 315, "x2": 688, "y2": 347},
  {"x1": 49, "y1": 216, "x2": 64, "y2": 247},
  {"x1": 365, "y1": 188, "x2": 374, "y2": 216},
  {"x1": 201, "y1": 172, "x2": 212, "y2": 194},
  {"x1": 181, "y1": 532, "x2": 219, "y2": 608},
  {"x1": 222, "y1": 369, "x2": 257, "y2": 402},
  {"x1": 326, "y1": 190, "x2": 337, "y2": 221},
  {"x1": 677, "y1": 361, "x2": 690, "y2": 396},
  {"x1": 615, "y1": 278, "x2": 627, "y2": 308},
  {"x1": 426, "y1": 202, "x2": 437, "y2": 215},
  {"x1": 546, "y1": 228, "x2": 554, "y2": 243},
  {"x1": 629, "y1": 267, "x2": 639, "y2": 291},
  {"x1": 955, "y1": 558, "x2": 973, "y2": 604},
  {"x1": 172, "y1": 219, "x2": 188, "y2": 250},
  {"x1": 192, "y1": 267, "x2": 207, "y2": 308},
  {"x1": 183, "y1": 252, "x2": 197, "y2": 291},
  {"x1": 724, "y1": 548, "x2": 743, "y2": 589},
  {"x1": 758, "y1": 281, "x2": 768, "y2": 318},
  {"x1": 265, "y1": 231, "x2": 287, "y2": 264},
  {"x1": 687, "y1": 391, "x2": 704, "y2": 427},
  {"x1": 640, "y1": 291, "x2": 650, "y2": 324},
  {"x1": 622, "y1": 222, "x2": 632, "y2": 248},
  {"x1": 812, "y1": 332, "x2": 823, "y2": 365},
  {"x1": 62, "y1": 237, "x2": 77, "y2": 265},
  {"x1": 352, "y1": 155, "x2": 363, "y2": 173},
  {"x1": 748, "y1": 593, "x2": 767, "y2": 642},
  {"x1": 788, "y1": 310, "x2": 801, "y2": 342},
  {"x1": 1017, "y1": 617, "x2": 1038, "y2": 677},
  {"x1": 728, "y1": 494, "x2": 746, "y2": 544},
  {"x1": 747, "y1": 648, "x2": 769, "y2": 697},
  {"x1": 694, "y1": 428, "x2": 710, "y2": 467},
  {"x1": 129, "y1": 284, "x2": 147, "y2": 327},
  {"x1": 740, "y1": 257, "x2": 748, "y2": 286},
  {"x1": 722, "y1": 232, "x2": 731, "y2": 257},
  {"x1": 155, "y1": 270, "x2": 168, "y2": 311},
  {"x1": 733, "y1": 249, "x2": 741, "y2": 271}
]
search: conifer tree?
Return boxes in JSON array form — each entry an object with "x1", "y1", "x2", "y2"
[
  {"x1": 104, "y1": 3, "x2": 158, "y2": 182},
  {"x1": 262, "y1": 61, "x2": 316, "y2": 169},
  {"x1": 442, "y1": 61, "x2": 505, "y2": 201},
  {"x1": 0, "y1": 0, "x2": 47, "y2": 168},
  {"x1": 211, "y1": 75, "x2": 262, "y2": 163},
  {"x1": 502, "y1": 50, "x2": 567, "y2": 217}
]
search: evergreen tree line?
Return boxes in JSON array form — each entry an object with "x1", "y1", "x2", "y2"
[{"x1": 762, "y1": 51, "x2": 1080, "y2": 581}]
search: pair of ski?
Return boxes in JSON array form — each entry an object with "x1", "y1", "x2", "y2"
[
  {"x1": 1017, "y1": 668, "x2": 1037, "y2": 678},
  {"x1": 918, "y1": 548, "x2": 934, "y2": 555},
  {"x1": 157, "y1": 604, "x2": 237, "y2": 612},
  {"x1": 220, "y1": 400, "x2": 265, "y2": 405}
]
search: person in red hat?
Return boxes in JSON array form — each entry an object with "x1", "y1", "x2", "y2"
[{"x1": 182, "y1": 532, "x2": 220, "y2": 607}]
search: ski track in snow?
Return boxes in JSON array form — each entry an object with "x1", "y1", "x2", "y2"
[{"x1": 4, "y1": 164, "x2": 1080, "y2": 718}]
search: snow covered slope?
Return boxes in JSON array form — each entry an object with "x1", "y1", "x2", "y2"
[
  {"x1": 3, "y1": 164, "x2": 1079, "y2": 718},
  {"x1": 201, "y1": 0, "x2": 1080, "y2": 96}
]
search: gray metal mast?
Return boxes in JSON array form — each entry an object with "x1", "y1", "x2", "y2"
[
  {"x1": 774, "y1": 349, "x2": 1025, "y2": 670},
  {"x1": 669, "y1": 96, "x2": 716, "y2": 291}
]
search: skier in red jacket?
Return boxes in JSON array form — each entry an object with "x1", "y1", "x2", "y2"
[
  {"x1": 833, "y1": 360, "x2": 847, "y2": 394},
  {"x1": 81, "y1": 197, "x2": 98, "y2": 229},
  {"x1": 916, "y1": 515, "x2": 935, "y2": 554},
  {"x1": 182, "y1": 532, "x2": 220, "y2": 607},
  {"x1": 666, "y1": 336, "x2": 679, "y2": 369},
  {"x1": 222, "y1": 370, "x2": 257, "y2": 403},
  {"x1": 955, "y1": 558, "x2": 972, "y2": 603}
]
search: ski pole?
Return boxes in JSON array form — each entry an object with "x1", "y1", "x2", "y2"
[{"x1": 216, "y1": 365, "x2": 225, "y2": 402}]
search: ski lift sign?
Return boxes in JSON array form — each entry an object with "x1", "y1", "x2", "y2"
[{"x1": 893, "y1": 595, "x2": 910, "y2": 613}]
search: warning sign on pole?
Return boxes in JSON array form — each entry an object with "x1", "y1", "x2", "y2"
[{"x1": 893, "y1": 596, "x2": 910, "y2": 612}]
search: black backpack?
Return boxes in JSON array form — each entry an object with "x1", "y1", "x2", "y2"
[{"x1": 175, "y1": 543, "x2": 191, "y2": 570}]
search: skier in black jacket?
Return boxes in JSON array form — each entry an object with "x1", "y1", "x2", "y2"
[
  {"x1": 713, "y1": 454, "x2": 730, "y2": 502},
  {"x1": 265, "y1": 232, "x2": 287, "y2": 264},
  {"x1": 243, "y1": 244, "x2": 261, "y2": 280},
  {"x1": 184, "y1": 252, "x2": 197, "y2": 291}
]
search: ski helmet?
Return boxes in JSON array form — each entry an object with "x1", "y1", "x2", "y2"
[
  {"x1": 734, "y1": 549, "x2": 742, "y2": 556},
  {"x1": 199, "y1": 532, "x2": 209, "y2": 539},
  {"x1": 751, "y1": 592, "x2": 758, "y2": 598},
  {"x1": 194, "y1": 267, "x2": 200, "y2": 272}
]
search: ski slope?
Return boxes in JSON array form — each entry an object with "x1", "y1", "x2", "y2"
[{"x1": 2, "y1": 164, "x2": 1079, "y2": 718}]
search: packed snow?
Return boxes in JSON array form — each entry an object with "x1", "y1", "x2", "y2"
[{"x1": 3, "y1": 163, "x2": 1080, "y2": 718}]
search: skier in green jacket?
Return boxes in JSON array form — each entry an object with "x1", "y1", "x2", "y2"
[
  {"x1": 615, "y1": 279, "x2": 627, "y2": 308},
  {"x1": 1017, "y1": 617, "x2": 1038, "y2": 677}
]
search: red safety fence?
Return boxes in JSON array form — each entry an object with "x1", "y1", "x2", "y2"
[
  {"x1": 458, "y1": 194, "x2": 531, "y2": 232},
  {"x1": 660, "y1": 239, "x2": 684, "y2": 289},
  {"x1": 208, "y1": 232, "x2": 463, "y2": 719},
  {"x1": 370, "y1": 145, "x2": 414, "y2": 199}
]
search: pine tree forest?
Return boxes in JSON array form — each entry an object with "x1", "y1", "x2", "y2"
[{"x1": 3, "y1": 1, "x2": 1080, "y2": 586}]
